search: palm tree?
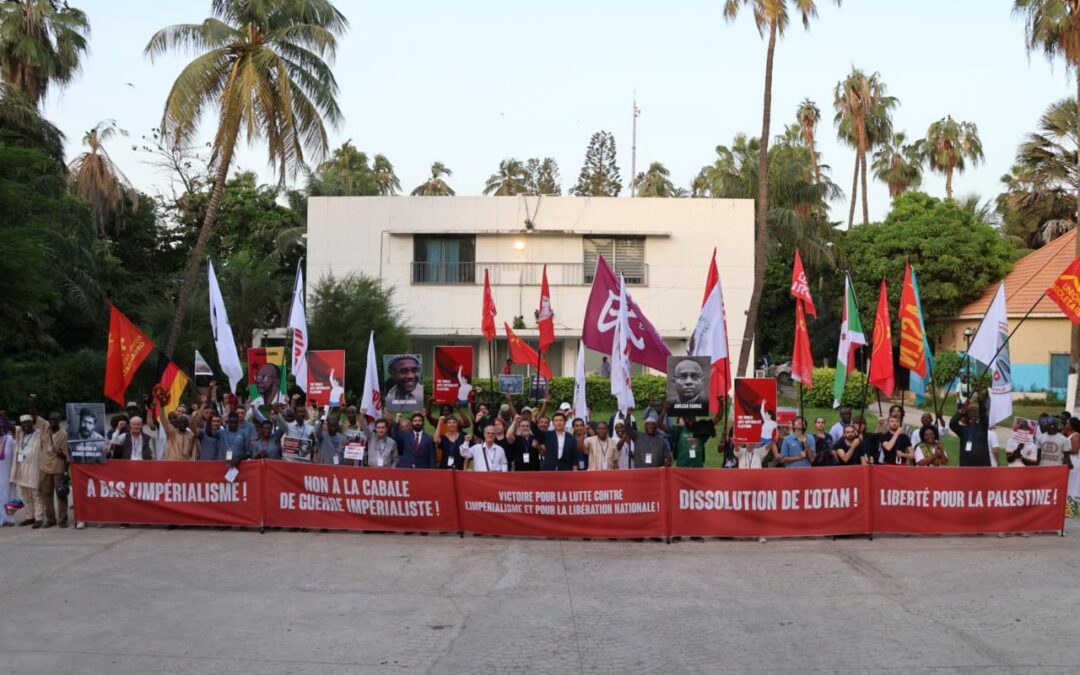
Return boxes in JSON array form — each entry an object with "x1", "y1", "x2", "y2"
[
  {"x1": 67, "y1": 120, "x2": 138, "y2": 233},
  {"x1": 411, "y1": 162, "x2": 455, "y2": 196},
  {"x1": 796, "y1": 98, "x2": 822, "y2": 183},
  {"x1": 372, "y1": 153, "x2": 400, "y2": 195},
  {"x1": 924, "y1": 115, "x2": 983, "y2": 199},
  {"x1": 833, "y1": 68, "x2": 897, "y2": 226},
  {"x1": 307, "y1": 141, "x2": 374, "y2": 196},
  {"x1": 0, "y1": 82, "x2": 63, "y2": 161},
  {"x1": 145, "y1": 0, "x2": 348, "y2": 359},
  {"x1": 483, "y1": 158, "x2": 528, "y2": 195},
  {"x1": 633, "y1": 161, "x2": 676, "y2": 197},
  {"x1": 723, "y1": 0, "x2": 838, "y2": 377},
  {"x1": 871, "y1": 131, "x2": 924, "y2": 198},
  {"x1": 0, "y1": 0, "x2": 89, "y2": 107}
]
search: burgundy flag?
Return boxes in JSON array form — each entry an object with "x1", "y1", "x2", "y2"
[{"x1": 582, "y1": 255, "x2": 671, "y2": 371}]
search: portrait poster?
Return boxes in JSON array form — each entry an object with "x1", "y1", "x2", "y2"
[
  {"x1": 498, "y1": 374, "x2": 524, "y2": 395},
  {"x1": 307, "y1": 350, "x2": 346, "y2": 407},
  {"x1": 433, "y1": 346, "x2": 474, "y2": 404},
  {"x1": 248, "y1": 347, "x2": 286, "y2": 407},
  {"x1": 666, "y1": 355, "x2": 710, "y2": 416},
  {"x1": 383, "y1": 354, "x2": 424, "y2": 413},
  {"x1": 732, "y1": 378, "x2": 778, "y2": 445},
  {"x1": 281, "y1": 436, "x2": 312, "y2": 463},
  {"x1": 529, "y1": 374, "x2": 548, "y2": 401},
  {"x1": 66, "y1": 403, "x2": 107, "y2": 464}
]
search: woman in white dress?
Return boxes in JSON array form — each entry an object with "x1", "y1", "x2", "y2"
[{"x1": 0, "y1": 418, "x2": 16, "y2": 525}]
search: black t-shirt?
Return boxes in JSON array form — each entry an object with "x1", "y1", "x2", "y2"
[
  {"x1": 878, "y1": 430, "x2": 912, "y2": 465},
  {"x1": 508, "y1": 435, "x2": 542, "y2": 471},
  {"x1": 832, "y1": 438, "x2": 863, "y2": 466},
  {"x1": 811, "y1": 434, "x2": 833, "y2": 466}
]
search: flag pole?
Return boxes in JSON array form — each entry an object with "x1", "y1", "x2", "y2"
[{"x1": 858, "y1": 344, "x2": 871, "y2": 422}]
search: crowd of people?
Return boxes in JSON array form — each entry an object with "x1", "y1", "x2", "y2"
[{"x1": 2, "y1": 384, "x2": 1079, "y2": 529}]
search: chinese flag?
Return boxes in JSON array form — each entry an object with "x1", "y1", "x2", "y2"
[
  {"x1": 897, "y1": 262, "x2": 927, "y2": 377},
  {"x1": 790, "y1": 250, "x2": 817, "y2": 318},
  {"x1": 482, "y1": 269, "x2": 497, "y2": 341},
  {"x1": 1047, "y1": 255, "x2": 1080, "y2": 324},
  {"x1": 868, "y1": 280, "x2": 895, "y2": 397},
  {"x1": 791, "y1": 300, "x2": 814, "y2": 385},
  {"x1": 104, "y1": 304, "x2": 154, "y2": 406},
  {"x1": 504, "y1": 322, "x2": 552, "y2": 379},
  {"x1": 538, "y1": 264, "x2": 555, "y2": 353}
]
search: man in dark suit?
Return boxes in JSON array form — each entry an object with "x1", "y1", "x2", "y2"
[
  {"x1": 540, "y1": 411, "x2": 577, "y2": 471},
  {"x1": 391, "y1": 412, "x2": 435, "y2": 469}
]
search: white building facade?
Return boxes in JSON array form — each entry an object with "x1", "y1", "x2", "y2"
[{"x1": 307, "y1": 196, "x2": 755, "y2": 378}]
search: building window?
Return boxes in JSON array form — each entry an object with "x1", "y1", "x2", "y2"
[
  {"x1": 583, "y1": 236, "x2": 646, "y2": 284},
  {"x1": 1050, "y1": 353, "x2": 1070, "y2": 390},
  {"x1": 413, "y1": 235, "x2": 476, "y2": 284}
]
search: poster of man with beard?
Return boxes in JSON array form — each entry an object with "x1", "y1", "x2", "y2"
[{"x1": 66, "y1": 403, "x2": 107, "y2": 464}]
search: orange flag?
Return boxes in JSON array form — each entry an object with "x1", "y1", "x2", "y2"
[
  {"x1": 104, "y1": 304, "x2": 154, "y2": 406},
  {"x1": 1047, "y1": 255, "x2": 1080, "y2": 324},
  {"x1": 867, "y1": 280, "x2": 895, "y2": 397},
  {"x1": 482, "y1": 269, "x2": 497, "y2": 341},
  {"x1": 504, "y1": 322, "x2": 552, "y2": 379},
  {"x1": 897, "y1": 262, "x2": 927, "y2": 377},
  {"x1": 791, "y1": 301, "x2": 814, "y2": 385}
]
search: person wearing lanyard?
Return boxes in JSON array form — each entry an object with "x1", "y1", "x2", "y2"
[
  {"x1": 249, "y1": 420, "x2": 281, "y2": 460},
  {"x1": 505, "y1": 416, "x2": 541, "y2": 471},
  {"x1": 584, "y1": 422, "x2": 618, "y2": 470},
  {"x1": 12, "y1": 401, "x2": 49, "y2": 528},
  {"x1": 539, "y1": 412, "x2": 577, "y2": 471},
  {"x1": 460, "y1": 425, "x2": 508, "y2": 472},
  {"x1": 315, "y1": 416, "x2": 347, "y2": 465},
  {"x1": 110, "y1": 417, "x2": 154, "y2": 461},
  {"x1": 365, "y1": 418, "x2": 398, "y2": 468}
]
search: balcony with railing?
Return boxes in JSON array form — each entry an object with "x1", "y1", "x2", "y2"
[{"x1": 410, "y1": 262, "x2": 648, "y2": 286}]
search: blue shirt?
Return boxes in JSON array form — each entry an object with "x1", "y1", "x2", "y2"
[{"x1": 780, "y1": 434, "x2": 811, "y2": 468}]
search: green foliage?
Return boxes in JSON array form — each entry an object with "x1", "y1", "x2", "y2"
[
  {"x1": 411, "y1": 162, "x2": 454, "y2": 196},
  {"x1": 931, "y1": 350, "x2": 963, "y2": 388},
  {"x1": 0, "y1": 348, "x2": 104, "y2": 414},
  {"x1": 306, "y1": 142, "x2": 399, "y2": 197},
  {"x1": 571, "y1": 130, "x2": 621, "y2": 196},
  {"x1": 0, "y1": 0, "x2": 90, "y2": 106},
  {"x1": 482, "y1": 375, "x2": 668, "y2": 413},
  {"x1": 798, "y1": 367, "x2": 868, "y2": 408}
]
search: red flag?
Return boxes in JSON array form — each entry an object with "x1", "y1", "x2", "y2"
[
  {"x1": 538, "y1": 264, "x2": 555, "y2": 353},
  {"x1": 582, "y1": 255, "x2": 671, "y2": 371},
  {"x1": 504, "y1": 322, "x2": 552, "y2": 379},
  {"x1": 790, "y1": 250, "x2": 817, "y2": 318},
  {"x1": 868, "y1": 280, "x2": 895, "y2": 397},
  {"x1": 482, "y1": 269, "x2": 497, "y2": 341},
  {"x1": 104, "y1": 304, "x2": 155, "y2": 406},
  {"x1": 792, "y1": 300, "x2": 814, "y2": 385},
  {"x1": 695, "y1": 249, "x2": 730, "y2": 412},
  {"x1": 897, "y1": 262, "x2": 927, "y2": 377},
  {"x1": 1047, "y1": 255, "x2": 1080, "y2": 324}
]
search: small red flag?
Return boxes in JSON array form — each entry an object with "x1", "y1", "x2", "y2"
[
  {"x1": 792, "y1": 300, "x2": 814, "y2": 385},
  {"x1": 504, "y1": 322, "x2": 552, "y2": 379},
  {"x1": 482, "y1": 269, "x2": 497, "y2": 342},
  {"x1": 868, "y1": 280, "x2": 895, "y2": 397},
  {"x1": 104, "y1": 304, "x2": 155, "y2": 406},
  {"x1": 790, "y1": 250, "x2": 817, "y2": 318},
  {"x1": 1047, "y1": 255, "x2": 1080, "y2": 324},
  {"x1": 538, "y1": 264, "x2": 555, "y2": 353},
  {"x1": 897, "y1": 262, "x2": 927, "y2": 377}
]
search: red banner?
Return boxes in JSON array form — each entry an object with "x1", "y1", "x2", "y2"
[
  {"x1": 456, "y1": 469, "x2": 667, "y2": 539},
  {"x1": 262, "y1": 462, "x2": 459, "y2": 532},
  {"x1": 670, "y1": 466, "x2": 871, "y2": 537},
  {"x1": 872, "y1": 466, "x2": 1068, "y2": 535},
  {"x1": 72, "y1": 461, "x2": 262, "y2": 527}
]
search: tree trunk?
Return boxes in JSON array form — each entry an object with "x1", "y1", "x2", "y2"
[
  {"x1": 1073, "y1": 66, "x2": 1080, "y2": 412},
  {"x1": 809, "y1": 138, "x2": 820, "y2": 184},
  {"x1": 945, "y1": 165, "x2": 953, "y2": 200},
  {"x1": 847, "y1": 152, "x2": 859, "y2": 228},
  {"x1": 162, "y1": 121, "x2": 241, "y2": 359},
  {"x1": 860, "y1": 147, "x2": 870, "y2": 225},
  {"x1": 736, "y1": 19, "x2": 777, "y2": 378}
]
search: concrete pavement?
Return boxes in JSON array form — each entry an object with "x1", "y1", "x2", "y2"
[{"x1": 2, "y1": 524, "x2": 1080, "y2": 673}]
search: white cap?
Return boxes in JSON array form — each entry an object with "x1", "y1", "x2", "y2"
[
  {"x1": 559, "y1": 402, "x2": 572, "y2": 412},
  {"x1": 18, "y1": 415, "x2": 33, "y2": 423}
]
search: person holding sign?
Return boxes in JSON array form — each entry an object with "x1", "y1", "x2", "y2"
[
  {"x1": 460, "y1": 425, "x2": 508, "y2": 472},
  {"x1": 662, "y1": 397, "x2": 723, "y2": 468}
]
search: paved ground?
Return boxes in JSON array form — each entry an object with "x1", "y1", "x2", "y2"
[{"x1": 2, "y1": 523, "x2": 1080, "y2": 674}]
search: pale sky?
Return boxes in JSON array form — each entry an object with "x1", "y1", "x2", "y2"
[{"x1": 41, "y1": 0, "x2": 1071, "y2": 223}]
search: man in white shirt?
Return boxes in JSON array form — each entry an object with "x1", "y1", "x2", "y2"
[
  {"x1": 829, "y1": 406, "x2": 853, "y2": 446},
  {"x1": 460, "y1": 425, "x2": 508, "y2": 472}
]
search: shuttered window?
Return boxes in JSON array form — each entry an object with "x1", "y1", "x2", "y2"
[{"x1": 583, "y1": 237, "x2": 646, "y2": 284}]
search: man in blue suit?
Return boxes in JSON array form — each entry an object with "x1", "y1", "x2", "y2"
[
  {"x1": 540, "y1": 411, "x2": 577, "y2": 471},
  {"x1": 390, "y1": 412, "x2": 435, "y2": 469}
]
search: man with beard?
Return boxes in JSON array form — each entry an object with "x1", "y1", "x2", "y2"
[{"x1": 385, "y1": 355, "x2": 424, "y2": 413}]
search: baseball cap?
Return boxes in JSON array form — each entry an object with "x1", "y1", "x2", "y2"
[
  {"x1": 499, "y1": 404, "x2": 510, "y2": 413},
  {"x1": 126, "y1": 401, "x2": 138, "y2": 408},
  {"x1": 521, "y1": 406, "x2": 533, "y2": 413},
  {"x1": 559, "y1": 402, "x2": 572, "y2": 412}
]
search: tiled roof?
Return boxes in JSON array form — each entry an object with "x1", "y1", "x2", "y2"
[{"x1": 959, "y1": 229, "x2": 1075, "y2": 318}]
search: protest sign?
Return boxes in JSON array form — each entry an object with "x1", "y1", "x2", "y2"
[
  {"x1": 66, "y1": 403, "x2": 107, "y2": 464},
  {"x1": 528, "y1": 374, "x2": 548, "y2": 401},
  {"x1": 733, "y1": 378, "x2": 778, "y2": 444},
  {"x1": 666, "y1": 355, "x2": 710, "y2": 416},
  {"x1": 248, "y1": 347, "x2": 286, "y2": 406},
  {"x1": 281, "y1": 436, "x2": 312, "y2": 462},
  {"x1": 434, "y1": 346, "x2": 474, "y2": 404},
  {"x1": 383, "y1": 354, "x2": 423, "y2": 413},
  {"x1": 344, "y1": 440, "x2": 366, "y2": 463},
  {"x1": 776, "y1": 407, "x2": 799, "y2": 427},
  {"x1": 307, "y1": 350, "x2": 346, "y2": 407},
  {"x1": 498, "y1": 374, "x2": 524, "y2": 395}
]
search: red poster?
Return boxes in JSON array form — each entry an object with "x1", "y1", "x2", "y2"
[
  {"x1": 307, "y1": 349, "x2": 346, "y2": 407},
  {"x1": 71, "y1": 461, "x2": 262, "y2": 527},
  {"x1": 455, "y1": 469, "x2": 666, "y2": 539},
  {"x1": 433, "y1": 346, "x2": 473, "y2": 404},
  {"x1": 262, "y1": 461, "x2": 459, "y2": 532},
  {"x1": 733, "y1": 378, "x2": 778, "y2": 444},
  {"x1": 872, "y1": 466, "x2": 1068, "y2": 535},
  {"x1": 670, "y1": 466, "x2": 871, "y2": 537}
]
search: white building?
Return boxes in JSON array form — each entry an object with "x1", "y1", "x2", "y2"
[{"x1": 307, "y1": 196, "x2": 755, "y2": 378}]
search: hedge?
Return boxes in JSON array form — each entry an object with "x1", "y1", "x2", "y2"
[{"x1": 797, "y1": 367, "x2": 869, "y2": 408}]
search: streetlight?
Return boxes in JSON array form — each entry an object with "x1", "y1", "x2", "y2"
[{"x1": 962, "y1": 326, "x2": 974, "y2": 405}]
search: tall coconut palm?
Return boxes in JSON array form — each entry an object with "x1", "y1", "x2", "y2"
[
  {"x1": 723, "y1": 0, "x2": 838, "y2": 377},
  {"x1": 483, "y1": 158, "x2": 527, "y2": 195},
  {"x1": 833, "y1": 68, "x2": 897, "y2": 226},
  {"x1": 411, "y1": 162, "x2": 454, "y2": 196},
  {"x1": 633, "y1": 161, "x2": 676, "y2": 197},
  {"x1": 924, "y1": 115, "x2": 983, "y2": 199},
  {"x1": 372, "y1": 153, "x2": 400, "y2": 195},
  {"x1": 145, "y1": 0, "x2": 348, "y2": 359},
  {"x1": 796, "y1": 98, "x2": 822, "y2": 183},
  {"x1": 871, "y1": 131, "x2": 924, "y2": 198},
  {"x1": 0, "y1": 0, "x2": 89, "y2": 107},
  {"x1": 307, "y1": 140, "x2": 373, "y2": 196},
  {"x1": 67, "y1": 119, "x2": 138, "y2": 233}
]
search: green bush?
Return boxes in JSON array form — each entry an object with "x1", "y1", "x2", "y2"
[
  {"x1": 798, "y1": 367, "x2": 869, "y2": 408},
  {"x1": 0, "y1": 348, "x2": 107, "y2": 414},
  {"x1": 470, "y1": 374, "x2": 667, "y2": 415}
]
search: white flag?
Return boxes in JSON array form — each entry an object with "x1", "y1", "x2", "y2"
[
  {"x1": 610, "y1": 275, "x2": 635, "y2": 414},
  {"x1": 572, "y1": 341, "x2": 589, "y2": 422},
  {"x1": 967, "y1": 283, "x2": 1012, "y2": 426},
  {"x1": 208, "y1": 259, "x2": 243, "y2": 394},
  {"x1": 193, "y1": 349, "x2": 213, "y2": 377},
  {"x1": 689, "y1": 276, "x2": 728, "y2": 364},
  {"x1": 360, "y1": 331, "x2": 382, "y2": 420},
  {"x1": 288, "y1": 262, "x2": 309, "y2": 392}
]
